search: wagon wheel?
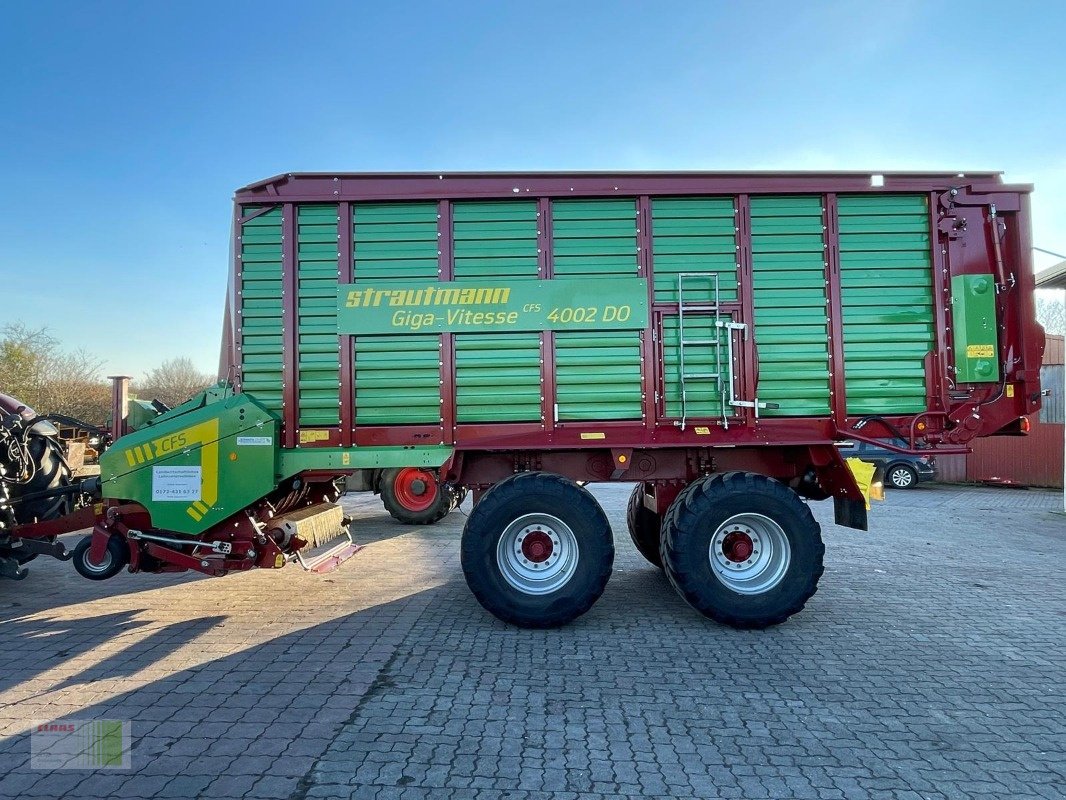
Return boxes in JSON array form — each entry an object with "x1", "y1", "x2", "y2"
[
  {"x1": 461, "y1": 472, "x2": 614, "y2": 628},
  {"x1": 380, "y1": 468, "x2": 452, "y2": 525}
]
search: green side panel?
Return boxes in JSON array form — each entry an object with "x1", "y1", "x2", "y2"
[
  {"x1": 455, "y1": 333, "x2": 541, "y2": 422},
  {"x1": 239, "y1": 206, "x2": 284, "y2": 415},
  {"x1": 950, "y1": 273, "x2": 999, "y2": 382},
  {"x1": 750, "y1": 196, "x2": 831, "y2": 416},
  {"x1": 100, "y1": 391, "x2": 278, "y2": 535},
  {"x1": 353, "y1": 202, "x2": 439, "y2": 281},
  {"x1": 277, "y1": 445, "x2": 453, "y2": 478},
  {"x1": 651, "y1": 197, "x2": 737, "y2": 304},
  {"x1": 556, "y1": 332, "x2": 643, "y2": 421},
  {"x1": 297, "y1": 204, "x2": 340, "y2": 426},
  {"x1": 352, "y1": 201, "x2": 443, "y2": 425},
  {"x1": 552, "y1": 199, "x2": 639, "y2": 277},
  {"x1": 453, "y1": 201, "x2": 539, "y2": 280},
  {"x1": 354, "y1": 334, "x2": 441, "y2": 425},
  {"x1": 838, "y1": 194, "x2": 934, "y2": 414},
  {"x1": 661, "y1": 316, "x2": 728, "y2": 419}
]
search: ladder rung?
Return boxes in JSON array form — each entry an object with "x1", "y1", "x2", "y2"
[
  {"x1": 681, "y1": 339, "x2": 719, "y2": 346},
  {"x1": 683, "y1": 372, "x2": 720, "y2": 379}
]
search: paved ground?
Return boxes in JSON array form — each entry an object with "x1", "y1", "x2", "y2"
[{"x1": 0, "y1": 483, "x2": 1063, "y2": 800}]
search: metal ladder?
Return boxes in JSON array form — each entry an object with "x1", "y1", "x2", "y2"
[{"x1": 675, "y1": 272, "x2": 768, "y2": 430}]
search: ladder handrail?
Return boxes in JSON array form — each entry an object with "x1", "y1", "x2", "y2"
[
  {"x1": 674, "y1": 272, "x2": 773, "y2": 429},
  {"x1": 676, "y1": 272, "x2": 725, "y2": 431}
]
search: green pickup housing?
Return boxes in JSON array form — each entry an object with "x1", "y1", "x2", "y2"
[
  {"x1": 951, "y1": 273, "x2": 1000, "y2": 383},
  {"x1": 99, "y1": 388, "x2": 452, "y2": 535}
]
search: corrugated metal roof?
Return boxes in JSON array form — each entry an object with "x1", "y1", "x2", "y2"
[{"x1": 1036, "y1": 260, "x2": 1066, "y2": 289}]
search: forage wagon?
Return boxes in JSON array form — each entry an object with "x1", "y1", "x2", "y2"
[{"x1": 1, "y1": 171, "x2": 1044, "y2": 629}]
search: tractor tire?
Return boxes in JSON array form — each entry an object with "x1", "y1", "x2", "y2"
[
  {"x1": 17, "y1": 433, "x2": 72, "y2": 523},
  {"x1": 461, "y1": 472, "x2": 614, "y2": 628},
  {"x1": 886, "y1": 464, "x2": 918, "y2": 490},
  {"x1": 380, "y1": 468, "x2": 451, "y2": 525},
  {"x1": 626, "y1": 483, "x2": 662, "y2": 568},
  {"x1": 72, "y1": 535, "x2": 130, "y2": 581},
  {"x1": 10, "y1": 432, "x2": 72, "y2": 564},
  {"x1": 660, "y1": 472, "x2": 824, "y2": 629}
]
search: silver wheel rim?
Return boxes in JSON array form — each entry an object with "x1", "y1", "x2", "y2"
[
  {"x1": 82, "y1": 548, "x2": 113, "y2": 575},
  {"x1": 891, "y1": 468, "x2": 913, "y2": 488},
  {"x1": 496, "y1": 513, "x2": 579, "y2": 596},
  {"x1": 709, "y1": 513, "x2": 791, "y2": 595}
]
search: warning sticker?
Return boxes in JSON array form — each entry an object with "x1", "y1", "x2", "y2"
[
  {"x1": 152, "y1": 466, "x2": 201, "y2": 502},
  {"x1": 299, "y1": 429, "x2": 331, "y2": 444},
  {"x1": 966, "y1": 344, "x2": 994, "y2": 358}
]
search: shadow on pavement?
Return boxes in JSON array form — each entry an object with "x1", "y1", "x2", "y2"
[
  {"x1": 0, "y1": 584, "x2": 456, "y2": 800},
  {"x1": 52, "y1": 615, "x2": 227, "y2": 692}
]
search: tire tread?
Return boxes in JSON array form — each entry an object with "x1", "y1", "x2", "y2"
[
  {"x1": 660, "y1": 472, "x2": 824, "y2": 629},
  {"x1": 625, "y1": 484, "x2": 662, "y2": 568},
  {"x1": 461, "y1": 472, "x2": 613, "y2": 628}
]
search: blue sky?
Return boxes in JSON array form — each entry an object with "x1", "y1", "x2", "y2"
[{"x1": 2, "y1": 1, "x2": 1064, "y2": 377}]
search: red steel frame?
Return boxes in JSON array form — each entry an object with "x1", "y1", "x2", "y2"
[{"x1": 223, "y1": 172, "x2": 1045, "y2": 512}]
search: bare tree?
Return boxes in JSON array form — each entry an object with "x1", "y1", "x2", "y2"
[
  {"x1": 0, "y1": 323, "x2": 111, "y2": 424},
  {"x1": 137, "y1": 357, "x2": 215, "y2": 408},
  {"x1": 1036, "y1": 290, "x2": 1065, "y2": 336}
]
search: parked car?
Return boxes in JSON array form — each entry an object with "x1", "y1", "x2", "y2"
[{"x1": 839, "y1": 438, "x2": 937, "y2": 489}]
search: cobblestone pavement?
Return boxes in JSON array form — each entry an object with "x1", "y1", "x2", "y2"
[{"x1": 0, "y1": 484, "x2": 1063, "y2": 799}]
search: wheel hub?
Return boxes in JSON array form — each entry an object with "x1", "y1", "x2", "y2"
[
  {"x1": 520, "y1": 530, "x2": 554, "y2": 563},
  {"x1": 496, "y1": 513, "x2": 579, "y2": 596},
  {"x1": 709, "y1": 513, "x2": 791, "y2": 595},
  {"x1": 721, "y1": 530, "x2": 754, "y2": 563},
  {"x1": 394, "y1": 468, "x2": 438, "y2": 511},
  {"x1": 87, "y1": 551, "x2": 112, "y2": 571}
]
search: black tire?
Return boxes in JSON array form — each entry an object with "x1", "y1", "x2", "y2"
[
  {"x1": 72, "y1": 535, "x2": 129, "y2": 581},
  {"x1": 660, "y1": 472, "x2": 824, "y2": 629},
  {"x1": 380, "y1": 468, "x2": 451, "y2": 525},
  {"x1": 10, "y1": 434, "x2": 71, "y2": 564},
  {"x1": 626, "y1": 483, "x2": 662, "y2": 568},
  {"x1": 18, "y1": 433, "x2": 72, "y2": 523},
  {"x1": 886, "y1": 463, "x2": 918, "y2": 490},
  {"x1": 461, "y1": 472, "x2": 614, "y2": 628}
]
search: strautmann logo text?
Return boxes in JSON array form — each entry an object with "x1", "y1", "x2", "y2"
[
  {"x1": 344, "y1": 285, "x2": 516, "y2": 331},
  {"x1": 336, "y1": 277, "x2": 648, "y2": 335}
]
